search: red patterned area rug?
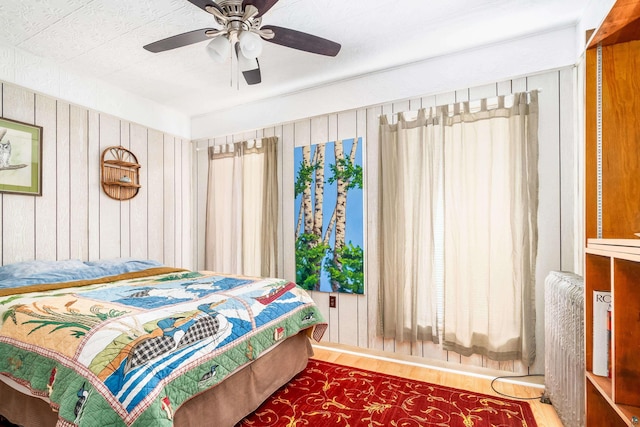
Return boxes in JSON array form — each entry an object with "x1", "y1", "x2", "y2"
[{"x1": 237, "y1": 359, "x2": 538, "y2": 427}]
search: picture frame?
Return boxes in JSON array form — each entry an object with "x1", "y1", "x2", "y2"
[
  {"x1": 294, "y1": 137, "x2": 364, "y2": 294},
  {"x1": 0, "y1": 117, "x2": 43, "y2": 196}
]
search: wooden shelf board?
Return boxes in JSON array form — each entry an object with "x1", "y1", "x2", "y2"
[
  {"x1": 586, "y1": 246, "x2": 640, "y2": 262},
  {"x1": 588, "y1": 371, "x2": 613, "y2": 399},
  {"x1": 103, "y1": 160, "x2": 141, "y2": 169},
  {"x1": 588, "y1": 238, "x2": 640, "y2": 247},
  {"x1": 587, "y1": 373, "x2": 640, "y2": 425},
  {"x1": 103, "y1": 181, "x2": 141, "y2": 188}
]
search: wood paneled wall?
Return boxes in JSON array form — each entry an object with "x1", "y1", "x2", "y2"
[
  {"x1": 0, "y1": 82, "x2": 192, "y2": 268},
  {"x1": 193, "y1": 69, "x2": 577, "y2": 375}
]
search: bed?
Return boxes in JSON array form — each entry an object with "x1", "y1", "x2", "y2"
[{"x1": 0, "y1": 259, "x2": 326, "y2": 427}]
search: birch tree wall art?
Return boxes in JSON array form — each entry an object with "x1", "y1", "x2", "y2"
[{"x1": 294, "y1": 138, "x2": 364, "y2": 294}]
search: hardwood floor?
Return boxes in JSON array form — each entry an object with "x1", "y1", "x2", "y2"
[{"x1": 311, "y1": 343, "x2": 564, "y2": 427}]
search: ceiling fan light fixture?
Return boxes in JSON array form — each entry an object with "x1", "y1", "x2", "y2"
[
  {"x1": 238, "y1": 30, "x2": 263, "y2": 59},
  {"x1": 206, "y1": 36, "x2": 230, "y2": 63}
]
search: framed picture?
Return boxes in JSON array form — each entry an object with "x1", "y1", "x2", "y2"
[{"x1": 0, "y1": 117, "x2": 42, "y2": 196}]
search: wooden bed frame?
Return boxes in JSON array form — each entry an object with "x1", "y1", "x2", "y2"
[{"x1": 0, "y1": 331, "x2": 313, "y2": 427}]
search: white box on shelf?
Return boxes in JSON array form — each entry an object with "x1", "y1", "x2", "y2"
[{"x1": 592, "y1": 290, "x2": 611, "y2": 377}]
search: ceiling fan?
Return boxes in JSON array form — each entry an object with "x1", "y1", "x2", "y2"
[{"x1": 143, "y1": 0, "x2": 341, "y2": 85}]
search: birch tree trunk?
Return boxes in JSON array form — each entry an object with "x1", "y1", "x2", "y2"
[
  {"x1": 302, "y1": 145, "x2": 314, "y2": 235},
  {"x1": 312, "y1": 144, "x2": 327, "y2": 291},
  {"x1": 348, "y1": 138, "x2": 358, "y2": 172},
  {"x1": 332, "y1": 140, "x2": 347, "y2": 291},
  {"x1": 313, "y1": 143, "x2": 326, "y2": 237},
  {"x1": 295, "y1": 203, "x2": 303, "y2": 240}
]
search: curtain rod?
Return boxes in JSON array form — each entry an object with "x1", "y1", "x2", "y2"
[
  {"x1": 195, "y1": 136, "x2": 275, "y2": 151},
  {"x1": 376, "y1": 89, "x2": 543, "y2": 117}
]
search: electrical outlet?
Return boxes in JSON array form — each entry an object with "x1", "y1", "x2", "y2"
[{"x1": 329, "y1": 295, "x2": 336, "y2": 308}]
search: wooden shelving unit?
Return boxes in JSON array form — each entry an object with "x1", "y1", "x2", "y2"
[
  {"x1": 101, "y1": 146, "x2": 141, "y2": 201},
  {"x1": 584, "y1": 2, "x2": 640, "y2": 424},
  {"x1": 585, "y1": 240, "x2": 640, "y2": 426}
]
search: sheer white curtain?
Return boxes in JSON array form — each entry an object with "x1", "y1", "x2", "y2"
[
  {"x1": 378, "y1": 109, "x2": 442, "y2": 343},
  {"x1": 442, "y1": 93, "x2": 538, "y2": 365},
  {"x1": 205, "y1": 136, "x2": 278, "y2": 277},
  {"x1": 378, "y1": 92, "x2": 539, "y2": 364}
]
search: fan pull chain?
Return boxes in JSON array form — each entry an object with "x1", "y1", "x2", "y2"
[{"x1": 229, "y1": 45, "x2": 234, "y2": 88}]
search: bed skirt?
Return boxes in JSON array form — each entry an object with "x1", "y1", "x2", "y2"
[{"x1": 0, "y1": 331, "x2": 313, "y2": 427}]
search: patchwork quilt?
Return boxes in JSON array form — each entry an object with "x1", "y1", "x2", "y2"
[{"x1": 0, "y1": 269, "x2": 326, "y2": 426}]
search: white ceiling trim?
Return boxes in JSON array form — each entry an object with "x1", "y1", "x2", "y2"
[
  {"x1": 0, "y1": 42, "x2": 191, "y2": 139},
  {"x1": 192, "y1": 26, "x2": 578, "y2": 139}
]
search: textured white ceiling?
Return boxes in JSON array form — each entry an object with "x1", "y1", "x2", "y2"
[{"x1": 0, "y1": 0, "x2": 589, "y2": 118}]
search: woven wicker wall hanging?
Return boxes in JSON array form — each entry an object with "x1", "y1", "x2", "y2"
[{"x1": 101, "y1": 146, "x2": 141, "y2": 200}]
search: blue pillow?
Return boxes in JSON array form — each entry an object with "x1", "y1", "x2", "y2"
[
  {"x1": 0, "y1": 258, "x2": 164, "y2": 290},
  {"x1": 84, "y1": 258, "x2": 162, "y2": 276},
  {"x1": 0, "y1": 259, "x2": 88, "y2": 281}
]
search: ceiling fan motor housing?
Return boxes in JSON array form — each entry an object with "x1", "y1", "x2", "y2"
[
  {"x1": 208, "y1": 0, "x2": 262, "y2": 37},
  {"x1": 216, "y1": 0, "x2": 245, "y2": 17}
]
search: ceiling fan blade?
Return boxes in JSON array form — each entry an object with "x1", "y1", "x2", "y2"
[
  {"x1": 242, "y1": 0, "x2": 280, "y2": 17},
  {"x1": 261, "y1": 25, "x2": 341, "y2": 56},
  {"x1": 235, "y1": 44, "x2": 262, "y2": 85},
  {"x1": 186, "y1": 0, "x2": 223, "y2": 13},
  {"x1": 144, "y1": 29, "x2": 217, "y2": 53}
]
